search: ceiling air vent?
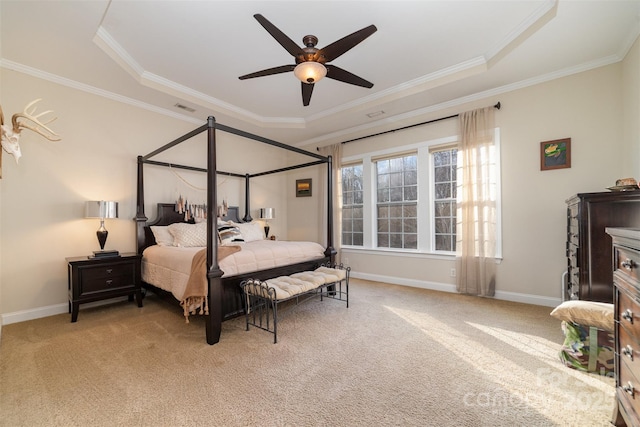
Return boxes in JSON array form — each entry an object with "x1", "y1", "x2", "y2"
[{"x1": 174, "y1": 103, "x2": 196, "y2": 113}]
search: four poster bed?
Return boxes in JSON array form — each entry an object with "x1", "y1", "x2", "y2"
[{"x1": 135, "y1": 117, "x2": 336, "y2": 345}]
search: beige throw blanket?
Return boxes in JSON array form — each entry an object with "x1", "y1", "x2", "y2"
[{"x1": 180, "y1": 246, "x2": 241, "y2": 322}]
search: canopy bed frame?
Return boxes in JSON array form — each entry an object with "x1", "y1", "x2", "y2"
[{"x1": 135, "y1": 116, "x2": 335, "y2": 345}]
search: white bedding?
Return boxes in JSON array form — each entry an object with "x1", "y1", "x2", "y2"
[{"x1": 141, "y1": 240, "x2": 326, "y2": 301}]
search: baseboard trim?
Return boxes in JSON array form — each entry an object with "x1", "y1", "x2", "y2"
[
  {"x1": 351, "y1": 271, "x2": 560, "y2": 307},
  {"x1": 1, "y1": 303, "x2": 68, "y2": 326},
  {"x1": 1, "y1": 297, "x2": 133, "y2": 326},
  {"x1": 2, "y1": 273, "x2": 561, "y2": 326}
]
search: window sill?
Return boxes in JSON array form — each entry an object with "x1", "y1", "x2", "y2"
[
  {"x1": 340, "y1": 246, "x2": 503, "y2": 262},
  {"x1": 341, "y1": 246, "x2": 455, "y2": 261}
]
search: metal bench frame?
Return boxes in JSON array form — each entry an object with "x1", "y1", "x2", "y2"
[{"x1": 240, "y1": 264, "x2": 350, "y2": 343}]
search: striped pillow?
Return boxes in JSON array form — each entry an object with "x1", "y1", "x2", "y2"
[{"x1": 217, "y1": 222, "x2": 244, "y2": 245}]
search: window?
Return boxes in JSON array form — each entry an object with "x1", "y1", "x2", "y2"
[
  {"x1": 432, "y1": 148, "x2": 457, "y2": 252},
  {"x1": 341, "y1": 164, "x2": 364, "y2": 246},
  {"x1": 375, "y1": 154, "x2": 417, "y2": 249},
  {"x1": 338, "y1": 130, "x2": 500, "y2": 257}
]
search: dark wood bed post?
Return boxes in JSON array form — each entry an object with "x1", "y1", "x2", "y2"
[
  {"x1": 206, "y1": 116, "x2": 224, "y2": 345},
  {"x1": 135, "y1": 155, "x2": 148, "y2": 254},
  {"x1": 243, "y1": 173, "x2": 252, "y2": 222},
  {"x1": 325, "y1": 155, "x2": 336, "y2": 264}
]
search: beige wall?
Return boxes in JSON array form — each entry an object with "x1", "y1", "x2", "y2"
[
  {"x1": 0, "y1": 69, "x2": 290, "y2": 322},
  {"x1": 623, "y1": 36, "x2": 640, "y2": 174},
  {"x1": 297, "y1": 47, "x2": 638, "y2": 306}
]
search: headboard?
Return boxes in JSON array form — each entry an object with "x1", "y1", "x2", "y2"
[{"x1": 138, "y1": 203, "x2": 242, "y2": 253}]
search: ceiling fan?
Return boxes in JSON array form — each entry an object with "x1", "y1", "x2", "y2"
[{"x1": 239, "y1": 14, "x2": 377, "y2": 106}]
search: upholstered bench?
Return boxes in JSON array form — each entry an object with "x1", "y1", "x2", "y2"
[{"x1": 240, "y1": 264, "x2": 350, "y2": 343}]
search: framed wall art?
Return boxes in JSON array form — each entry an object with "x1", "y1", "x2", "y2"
[
  {"x1": 540, "y1": 138, "x2": 571, "y2": 171},
  {"x1": 296, "y1": 178, "x2": 312, "y2": 197}
]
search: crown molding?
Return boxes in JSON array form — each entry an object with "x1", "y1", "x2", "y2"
[
  {"x1": 93, "y1": 26, "x2": 305, "y2": 129},
  {"x1": 299, "y1": 53, "x2": 624, "y2": 148},
  {"x1": 0, "y1": 59, "x2": 201, "y2": 124}
]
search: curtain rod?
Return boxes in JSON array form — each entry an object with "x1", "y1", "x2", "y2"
[{"x1": 318, "y1": 102, "x2": 501, "y2": 151}]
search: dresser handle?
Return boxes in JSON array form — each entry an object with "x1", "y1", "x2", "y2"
[
  {"x1": 106, "y1": 268, "x2": 113, "y2": 274},
  {"x1": 623, "y1": 309, "x2": 634, "y2": 323},
  {"x1": 624, "y1": 382, "x2": 635, "y2": 397},
  {"x1": 105, "y1": 280, "x2": 113, "y2": 286},
  {"x1": 622, "y1": 259, "x2": 636, "y2": 270},
  {"x1": 623, "y1": 345, "x2": 634, "y2": 360}
]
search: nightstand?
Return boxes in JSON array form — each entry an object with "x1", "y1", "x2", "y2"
[{"x1": 66, "y1": 252, "x2": 143, "y2": 322}]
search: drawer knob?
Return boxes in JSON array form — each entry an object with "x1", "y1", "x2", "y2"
[
  {"x1": 624, "y1": 382, "x2": 635, "y2": 397},
  {"x1": 622, "y1": 259, "x2": 636, "y2": 270},
  {"x1": 623, "y1": 309, "x2": 634, "y2": 323},
  {"x1": 106, "y1": 268, "x2": 113, "y2": 274},
  {"x1": 623, "y1": 345, "x2": 634, "y2": 361},
  {"x1": 105, "y1": 280, "x2": 113, "y2": 286}
]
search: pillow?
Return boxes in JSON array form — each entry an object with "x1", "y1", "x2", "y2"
[
  {"x1": 150, "y1": 226, "x2": 174, "y2": 246},
  {"x1": 550, "y1": 300, "x2": 614, "y2": 332},
  {"x1": 235, "y1": 221, "x2": 264, "y2": 243},
  {"x1": 217, "y1": 222, "x2": 244, "y2": 245},
  {"x1": 167, "y1": 222, "x2": 207, "y2": 247}
]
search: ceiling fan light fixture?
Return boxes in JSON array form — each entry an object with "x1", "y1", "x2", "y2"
[{"x1": 294, "y1": 62, "x2": 327, "y2": 84}]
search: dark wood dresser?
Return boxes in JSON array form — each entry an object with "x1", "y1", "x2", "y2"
[
  {"x1": 566, "y1": 192, "x2": 640, "y2": 303},
  {"x1": 607, "y1": 227, "x2": 640, "y2": 426}
]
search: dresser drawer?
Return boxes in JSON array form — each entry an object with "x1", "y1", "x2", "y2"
[
  {"x1": 567, "y1": 243, "x2": 579, "y2": 267},
  {"x1": 619, "y1": 322, "x2": 640, "y2": 378},
  {"x1": 568, "y1": 227, "x2": 579, "y2": 247},
  {"x1": 619, "y1": 357, "x2": 640, "y2": 420},
  {"x1": 615, "y1": 246, "x2": 640, "y2": 286},
  {"x1": 618, "y1": 284, "x2": 640, "y2": 343}
]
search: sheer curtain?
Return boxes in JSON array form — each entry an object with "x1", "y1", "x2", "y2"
[
  {"x1": 455, "y1": 106, "x2": 497, "y2": 297},
  {"x1": 318, "y1": 143, "x2": 343, "y2": 263}
]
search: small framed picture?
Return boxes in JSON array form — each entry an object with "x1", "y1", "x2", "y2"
[
  {"x1": 296, "y1": 178, "x2": 312, "y2": 197},
  {"x1": 540, "y1": 138, "x2": 571, "y2": 171}
]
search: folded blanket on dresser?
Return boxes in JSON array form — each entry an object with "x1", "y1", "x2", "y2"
[{"x1": 181, "y1": 246, "x2": 241, "y2": 322}]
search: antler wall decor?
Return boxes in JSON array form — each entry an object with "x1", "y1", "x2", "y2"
[{"x1": 0, "y1": 99, "x2": 61, "y2": 178}]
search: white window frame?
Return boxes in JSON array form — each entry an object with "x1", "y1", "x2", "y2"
[
  {"x1": 341, "y1": 163, "x2": 364, "y2": 247},
  {"x1": 340, "y1": 130, "x2": 502, "y2": 259}
]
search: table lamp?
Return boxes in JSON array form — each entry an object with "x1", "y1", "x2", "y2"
[
  {"x1": 259, "y1": 207, "x2": 275, "y2": 238},
  {"x1": 85, "y1": 200, "x2": 119, "y2": 257}
]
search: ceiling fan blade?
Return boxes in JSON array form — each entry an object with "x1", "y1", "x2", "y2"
[
  {"x1": 325, "y1": 65, "x2": 373, "y2": 88},
  {"x1": 317, "y1": 25, "x2": 377, "y2": 63},
  {"x1": 302, "y1": 82, "x2": 314, "y2": 106},
  {"x1": 253, "y1": 14, "x2": 304, "y2": 57},
  {"x1": 239, "y1": 65, "x2": 295, "y2": 80}
]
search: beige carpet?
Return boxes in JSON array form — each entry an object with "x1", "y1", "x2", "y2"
[{"x1": 0, "y1": 279, "x2": 614, "y2": 426}]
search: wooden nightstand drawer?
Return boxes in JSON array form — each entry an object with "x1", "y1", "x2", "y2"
[
  {"x1": 80, "y1": 263, "x2": 135, "y2": 286},
  {"x1": 80, "y1": 273, "x2": 135, "y2": 295},
  {"x1": 67, "y1": 253, "x2": 142, "y2": 322}
]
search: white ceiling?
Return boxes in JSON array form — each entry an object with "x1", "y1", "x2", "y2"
[{"x1": 1, "y1": 0, "x2": 639, "y2": 147}]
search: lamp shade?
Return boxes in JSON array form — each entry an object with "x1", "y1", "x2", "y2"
[
  {"x1": 259, "y1": 208, "x2": 275, "y2": 220},
  {"x1": 293, "y1": 62, "x2": 327, "y2": 84},
  {"x1": 85, "y1": 201, "x2": 118, "y2": 219}
]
